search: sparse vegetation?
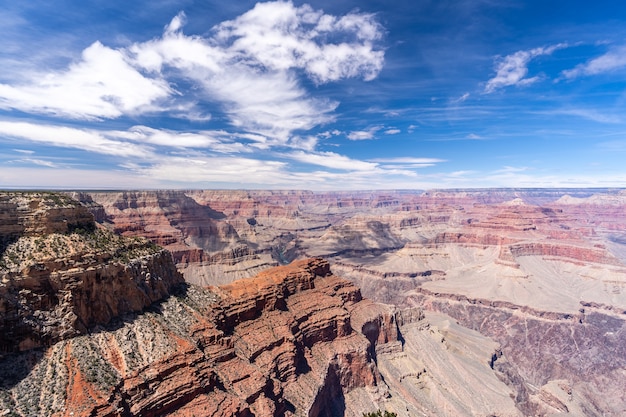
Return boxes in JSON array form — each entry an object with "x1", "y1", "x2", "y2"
[
  {"x1": 73, "y1": 338, "x2": 120, "y2": 390},
  {"x1": 363, "y1": 411, "x2": 397, "y2": 417},
  {"x1": 0, "y1": 228, "x2": 162, "y2": 272}
]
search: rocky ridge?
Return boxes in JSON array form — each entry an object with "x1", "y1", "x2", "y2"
[
  {"x1": 70, "y1": 188, "x2": 626, "y2": 415},
  {"x1": 0, "y1": 257, "x2": 430, "y2": 417},
  {"x1": 0, "y1": 192, "x2": 184, "y2": 354}
]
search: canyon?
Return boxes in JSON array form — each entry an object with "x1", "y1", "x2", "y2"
[{"x1": 1, "y1": 189, "x2": 626, "y2": 416}]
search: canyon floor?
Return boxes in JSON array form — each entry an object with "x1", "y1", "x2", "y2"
[{"x1": 2, "y1": 189, "x2": 626, "y2": 416}]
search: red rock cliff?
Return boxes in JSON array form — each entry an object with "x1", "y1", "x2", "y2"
[
  {"x1": 0, "y1": 258, "x2": 405, "y2": 417},
  {"x1": 0, "y1": 192, "x2": 184, "y2": 354}
]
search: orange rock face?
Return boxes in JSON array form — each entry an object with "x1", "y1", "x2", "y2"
[
  {"x1": 86, "y1": 191, "x2": 240, "y2": 262},
  {"x1": 57, "y1": 188, "x2": 626, "y2": 416},
  {"x1": 0, "y1": 192, "x2": 184, "y2": 355},
  {"x1": 0, "y1": 258, "x2": 407, "y2": 417}
]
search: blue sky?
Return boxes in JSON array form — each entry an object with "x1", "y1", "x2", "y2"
[{"x1": 2, "y1": 0, "x2": 626, "y2": 190}]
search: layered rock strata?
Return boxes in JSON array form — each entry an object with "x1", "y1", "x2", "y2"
[
  {"x1": 0, "y1": 258, "x2": 416, "y2": 417},
  {"x1": 0, "y1": 192, "x2": 184, "y2": 354},
  {"x1": 407, "y1": 290, "x2": 626, "y2": 416},
  {"x1": 75, "y1": 188, "x2": 626, "y2": 415}
]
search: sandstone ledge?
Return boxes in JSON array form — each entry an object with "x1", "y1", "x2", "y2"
[{"x1": 0, "y1": 258, "x2": 409, "y2": 417}]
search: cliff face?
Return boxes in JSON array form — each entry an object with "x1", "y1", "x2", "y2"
[
  {"x1": 0, "y1": 258, "x2": 414, "y2": 417},
  {"x1": 0, "y1": 192, "x2": 184, "y2": 354},
  {"x1": 75, "y1": 188, "x2": 626, "y2": 416},
  {"x1": 408, "y1": 290, "x2": 626, "y2": 416},
  {"x1": 2, "y1": 192, "x2": 425, "y2": 417},
  {"x1": 1, "y1": 192, "x2": 94, "y2": 249},
  {"x1": 85, "y1": 190, "x2": 240, "y2": 261}
]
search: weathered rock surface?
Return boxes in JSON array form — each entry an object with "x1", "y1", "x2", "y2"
[
  {"x1": 0, "y1": 192, "x2": 184, "y2": 354},
  {"x1": 85, "y1": 190, "x2": 240, "y2": 261},
  {"x1": 0, "y1": 258, "x2": 423, "y2": 417},
  {"x1": 406, "y1": 290, "x2": 626, "y2": 416},
  {"x1": 73, "y1": 188, "x2": 626, "y2": 416}
]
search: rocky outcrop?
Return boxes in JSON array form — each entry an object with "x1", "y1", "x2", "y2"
[
  {"x1": 407, "y1": 290, "x2": 626, "y2": 416},
  {"x1": 72, "y1": 188, "x2": 626, "y2": 415},
  {"x1": 1, "y1": 192, "x2": 94, "y2": 241},
  {"x1": 508, "y1": 242, "x2": 621, "y2": 265},
  {"x1": 0, "y1": 258, "x2": 410, "y2": 417},
  {"x1": 87, "y1": 190, "x2": 239, "y2": 251},
  {"x1": 0, "y1": 192, "x2": 184, "y2": 354}
]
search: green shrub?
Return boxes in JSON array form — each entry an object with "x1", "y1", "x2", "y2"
[{"x1": 363, "y1": 411, "x2": 397, "y2": 417}]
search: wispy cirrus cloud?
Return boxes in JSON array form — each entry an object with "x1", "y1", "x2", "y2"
[
  {"x1": 538, "y1": 108, "x2": 622, "y2": 124},
  {"x1": 484, "y1": 43, "x2": 567, "y2": 93},
  {"x1": 561, "y1": 44, "x2": 626, "y2": 79},
  {"x1": 453, "y1": 92, "x2": 470, "y2": 103},
  {"x1": 0, "y1": 121, "x2": 154, "y2": 158},
  {"x1": 287, "y1": 150, "x2": 379, "y2": 171},
  {"x1": 14, "y1": 158, "x2": 61, "y2": 168},
  {"x1": 370, "y1": 157, "x2": 445, "y2": 169},
  {"x1": 136, "y1": 156, "x2": 292, "y2": 186},
  {"x1": 113, "y1": 125, "x2": 250, "y2": 153},
  {"x1": 0, "y1": 121, "x2": 256, "y2": 159},
  {"x1": 347, "y1": 125, "x2": 383, "y2": 140},
  {"x1": 0, "y1": 2, "x2": 385, "y2": 146}
]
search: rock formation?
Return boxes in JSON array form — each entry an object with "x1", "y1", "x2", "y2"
[
  {"x1": 18, "y1": 188, "x2": 624, "y2": 416},
  {"x1": 0, "y1": 192, "x2": 184, "y2": 354},
  {"x1": 0, "y1": 256, "x2": 425, "y2": 417}
]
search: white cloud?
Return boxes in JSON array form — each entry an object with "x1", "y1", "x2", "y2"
[
  {"x1": 347, "y1": 126, "x2": 383, "y2": 140},
  {"x1": 113, "y1": 125, "x2": 249, "y2": 153},
  {"x1": 0, "y1": 42, "x2": 172, "y2": 120},
  {"x1": 288, "y1": 135, "x2": 319, "y2": 151},
  {"x1": 485, "y1": 43, "x2": 567, "y2": 93},
  {"x1": 137, "y1": 156, "x2": 292, "y2": 185},
  {"x1": 287, "y1": 150, "x2": 379, "y2": 171},
  {"x1": 562, "y1": 45, "x2": 626, "y2": 79},
  {"x1": 208, "y1": 68, "x2": 337, "y2": 143},
  {"x1": 466, "y1": 133, "x2": 482, "y2": 139},
  {"x1": 0, "y1": 121, "x2": 260, "y2": 159},
  {"x1": 371, "y1": 157, "x2": 445, "y2": 164},
  {"x1": 213, "y1": 2, "x2": 384, "y2": 83},
  {"x1": 318, "y1": 130, "x2": 341, "y2": 139},
  {"x1": 130, "y1": 13, "x2": 225, "y2": 74},
  {"x1": 0, "y1": 167, "x2": 164, "y2": 189},
  {"x1": 542, "y1": 108, "x2": 622, "y2": 124},
  {"x1": 17, "y1": 158, "x2": 60, "y2": 168},
  {"x1": 0, "y1": 121, "x2": 154, "y2": 157},
  {"x1": 0, "y1": 3, "x2": 385, "y2": 148},
  {"x1": 454, "y1": 92, "x2": 470, "y2": 103},
  {"x1": 370, "y1": 157, "x2": 445, "y2": 169},
  {"x1": 127, "y1": 2, "x2": 384, "y2": 143},
  {"x1": 384, "y1": 128, "x2": 401, "y2": 135}
]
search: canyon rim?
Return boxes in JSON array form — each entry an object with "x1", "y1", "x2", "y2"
[{"x1": 1, "y1": 188, "x2": 625, "y2": 416}]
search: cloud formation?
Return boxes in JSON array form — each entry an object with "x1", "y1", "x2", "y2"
[
  {"x1": 347, "y1": 126, "x2": 383, "y2": 140},
  {"x1": 0, "y1": 42, "x2": 172, "y2": 120},
  {"x1": 130, "y1": 2, "x2": 384, "y2": 143},
  {"x1": 561, "y1": 45, "x2": 626, "y2": 79},
  {"x1": 485, "y1": 43, "x2": 567, "y2": 93},
  {"x1": 213, "y1": 2, "x2": 384, "y2": 83},
  {"x1": 370, "y1": 157, "x2": 445, "y2": 169},
  {"x1": 0, "y1": 121, "x2": 154, "y2": 158},
  {"x1": 0, "y1": 1, "x2": 385, "y2": 145},
  {"x1": 288, "y1": 150, "x2": 379, "y2": 171}
]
